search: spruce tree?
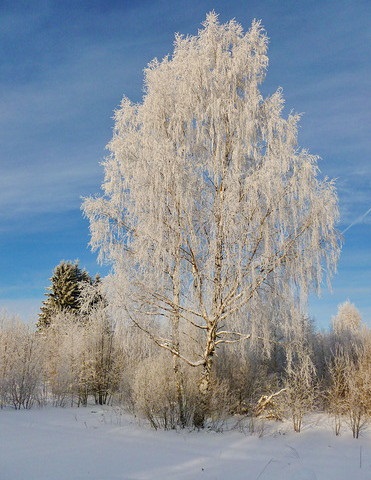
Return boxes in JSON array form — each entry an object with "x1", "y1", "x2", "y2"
[{"x1": 37, "y1": 261, "x2": 92, "y2": 330}]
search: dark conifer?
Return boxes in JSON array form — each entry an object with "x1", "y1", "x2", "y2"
[{"x1": 37, "y1": 261, "x2": 93, "y2": 330}]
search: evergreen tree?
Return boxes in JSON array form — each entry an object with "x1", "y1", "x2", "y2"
[{"x1": 37, "y1": 261, "x2": 92, "y2": 330}]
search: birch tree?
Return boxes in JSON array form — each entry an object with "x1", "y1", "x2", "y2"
[
  {"x1": 0, "y1": 313, "x2": 43, "y2": 409},
  {"x1": 332, "y1": 300, "x2": 362, "y2": 338},
  {"x1": 83, "y1": 13, "x2": 340, "y2": 427}
]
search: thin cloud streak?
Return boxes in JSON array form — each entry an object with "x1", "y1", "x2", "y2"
[{"x1": 342, "y1": 207, "x2": 371, "y2": 235}]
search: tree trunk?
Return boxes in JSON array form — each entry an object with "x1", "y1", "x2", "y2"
[
  {"x1": 172, "y1": 238, "x2": 186, "y2": 428},
  {"x1": 194, "y1": 176, "x2": 225, "y2": 428}
]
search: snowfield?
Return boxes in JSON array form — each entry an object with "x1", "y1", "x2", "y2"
[{"x1": 0, "y1": 407, "x2": 370, "y2": 480}]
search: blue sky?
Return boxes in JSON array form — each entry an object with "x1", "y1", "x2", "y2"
[{"x1": 1, "y1": 0, "x2": 370, "y2": 328}]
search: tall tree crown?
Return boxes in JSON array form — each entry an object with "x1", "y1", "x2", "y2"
[{"x1": 83, "y1": 13, "x2": 340, "y2": 366}]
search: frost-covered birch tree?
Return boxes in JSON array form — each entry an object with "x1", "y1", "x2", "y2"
[
  {"x1": 332, "y1": 300, "x2": 362, "y2": 337},
  {"x1": 83, "y1": 13, "x2": 340, "y2": 426}
]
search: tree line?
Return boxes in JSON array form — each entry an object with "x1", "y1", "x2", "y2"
[{"x1": 0, "y1": 261, "x2": 369, "y2": 437}]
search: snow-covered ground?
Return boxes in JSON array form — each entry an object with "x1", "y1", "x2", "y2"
[{"x1": 0, "y1": 407, "x2": 370, "y2": 480}]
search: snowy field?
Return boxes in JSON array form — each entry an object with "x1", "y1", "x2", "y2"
[{"x1": 0, "y1": 407, "x2": 370, "y2": 480}]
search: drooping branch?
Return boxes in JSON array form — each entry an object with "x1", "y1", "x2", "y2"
[{"x1": 123, "y1": 306, "x2": 205, "y2": 368}]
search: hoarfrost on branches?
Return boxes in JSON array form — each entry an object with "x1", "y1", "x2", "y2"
[{"x1": 82, "y1": 12, "x2": 340, "y2": 424}]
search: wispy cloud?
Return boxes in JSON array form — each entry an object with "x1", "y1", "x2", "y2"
[
  {"x1": 0, "y1": 4, "x2": 184, "y2": 234},
  {"x1": 341, "y1": 207, "x2": 371, "y2": 234}
]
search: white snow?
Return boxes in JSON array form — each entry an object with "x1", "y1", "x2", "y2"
[{"x1": 0, "y1": 407, "x2": 370, "y2": 480}]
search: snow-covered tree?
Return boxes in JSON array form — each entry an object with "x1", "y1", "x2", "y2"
[
  {"x1": 79, "y1": 280, "x2": 120, "y2": 405},
  {"x1": 0, "y1": 312, "x2": 43, "y2": 409},
  {"x1": 327, "y1": 333, "x2": 371, "y2": 439},
  {"x1": 283, "y1": 348, "x2": 317, "y2": 433},
  {"x1": 332, "y1": 300, "x2": 362, "y2": 337},
  {"x1": 83, "y1": 13, "x2": 340, "y2": 426},
  {"x1": 37, "y1": 261, "x2": 93, "y2": 330}
]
